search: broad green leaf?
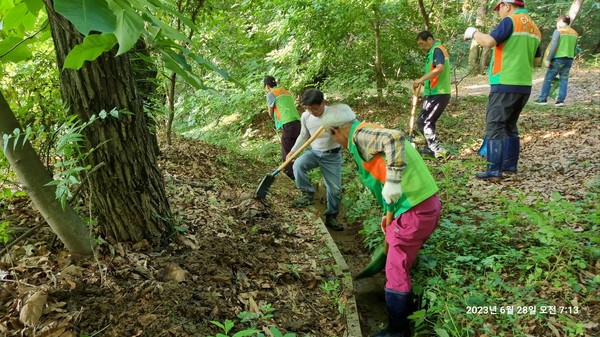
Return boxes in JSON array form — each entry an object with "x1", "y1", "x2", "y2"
[
  {"x1": 232, "y1": 329, "x2": 260, "y2": 337},
  {"x1": 187, "y1": 52, "x2": 230, "y2": 81},
  {"x1": 108, "y1": 0, "x2": 144, "y2": 55},
  {"x1": 0, "y1": 0, "x2": 15, "y2": 11},
  {"x1": 24, "y1": 0, "x2": 43, "y2": 16},
  {"x1": 143, "y1": 12, "x2": 189, "y2": 43},
  {"x1": 3, "y1": 2, "x2": 29, "y2": 31},
  {"x1": 55, "y1": 0, "x2": 116, "y2": 35},
  {"x1": 160, "y1": 49, "x2": 204, "y2": 89},
  {"x1": 63, "y1": 33, "x2": 117, "y2": 70},
  {"x1": 146, "y1": 0, "x2": 198, "y2": 31},
  {"x1": 0, "y1": 36, "x2": 32, "y2": 63},
  {"x1": 434, "y1": 328, "x2": 450, "y2": 337},
  {"x1": 12, "y1": 128, "x2": 20, "y2": 152}
]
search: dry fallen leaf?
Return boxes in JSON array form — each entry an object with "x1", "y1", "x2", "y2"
[
  {"x1": 248, "y1": 296, "x2": 260, "y2": 315},
  {"x1": 19, "y1": 290, "x2": 48, "y2": 327}
]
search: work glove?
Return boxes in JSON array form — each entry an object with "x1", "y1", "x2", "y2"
[
  {"x1": 464, "y1": 27, "x2": 478, "y2": 40},
  {"x1": 382, "y1": 181, "x2": 402, "y2": 205}
]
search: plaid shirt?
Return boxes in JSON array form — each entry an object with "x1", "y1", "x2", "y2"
[{"x1": 353, "y1": 126, "x2": 406, "y2": 183}]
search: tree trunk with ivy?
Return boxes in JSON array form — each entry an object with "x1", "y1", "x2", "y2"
[
  {"x1": 43, "y1": 1, "x2": 174, "y2": 245},
  {"x1": 0, "y1": 91, "x2": 92, "y2": 255}
]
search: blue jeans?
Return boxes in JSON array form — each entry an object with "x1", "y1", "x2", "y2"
[
  {"x1": 538, "y1": 58, "x2": 573, "y2": 103},
  {"x1": 293, "y1": 148, "x2": 342, "y2": 215}
]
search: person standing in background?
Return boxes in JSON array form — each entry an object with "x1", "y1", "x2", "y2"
[
  {"x1": 463, "y1": 0, "x2": 541, "y2": 181},
  {"x1": 413, "y1": 31, "x2": 451, "y2": 158},
  {"x1": 264, "y1": 76, "x2": 301, "y2": 180},
  {"x1": 533, "y1": 15, "x2": 578, "y2": 107}
]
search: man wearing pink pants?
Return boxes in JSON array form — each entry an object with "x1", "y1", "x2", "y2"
[{"x1": 321, "y1": 104, "x2": 441, "y2": 337}]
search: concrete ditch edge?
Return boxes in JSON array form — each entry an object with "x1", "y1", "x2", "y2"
[{"x1": 308, "y1": 213, "x2": 362, "y2": 337}]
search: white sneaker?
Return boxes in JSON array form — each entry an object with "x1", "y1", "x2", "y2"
[{"x1": 555, "y1": 102, "x2": 565, "y2": 107}]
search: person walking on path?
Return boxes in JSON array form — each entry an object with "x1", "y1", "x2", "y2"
[
  {"x1": 413, "y1": 31, "x2": 451, "y2": 158},
  {"x1": 264, "y1": 76, "x2": 301, "y2": 180},
  {"x1": 533, "y1": 15, "x2": 578, "y2": 107},
  {"x1": 463, "y1": 0, "x2": 541, "y2": 181},
  {"x1": 321, "y1": 104, "x2": 441, "y2": 337},
  {"x1": 288, "y1": 89, "x2": 344, "y2": 231}
]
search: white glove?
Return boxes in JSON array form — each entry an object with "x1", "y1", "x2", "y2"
[
  {"x1": 544, "y1": 60, "x2": 551, "y2": 68},
  {"x1": 382, "y1": 182, "x2": 402, "y2": 205},
  {"x1": 464, "y1": 27, "x2": 478, "y2": 40}
]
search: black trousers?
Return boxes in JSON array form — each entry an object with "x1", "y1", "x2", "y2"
[
  {"x1": 417, "y1": 94, "x2": 450, "y2": 152},
  {"x1": 485, "y1": 92, "x2": 529, "y2": 140},
  {"x1": 281, "y1": 120, "x2": 301, "y2": 179}
]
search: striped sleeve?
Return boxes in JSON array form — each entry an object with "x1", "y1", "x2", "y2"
[{"x1": 354, "y1": 126, "x2": 406, "y2": 183}]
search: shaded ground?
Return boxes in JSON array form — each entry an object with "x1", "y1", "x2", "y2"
[
  {"x1": 0, "y1": 67, "x2": 598, "y2": 337},
  {"x1": 0, "y1": 141, "x2": 347, "y2": 336}
]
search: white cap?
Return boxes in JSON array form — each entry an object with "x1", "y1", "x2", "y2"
[{"x1": 321, "y1": 104, "x2": 357, "y2": 130}]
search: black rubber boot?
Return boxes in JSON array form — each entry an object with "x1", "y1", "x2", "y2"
[
  {"x1": 502, "y1": 136, "x2": 520, "y2": 173},
  {"x1": 475, "y1": 138, "x2": 503, "y2": 180},
  {"x1": 325, "y1": 213, "x2": 344, "y2": 231},
  {"x1": 371, "y1": 290, "x2": 413, "y2": 337}
]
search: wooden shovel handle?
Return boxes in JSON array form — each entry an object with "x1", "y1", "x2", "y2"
[
  {"x1": 383, "y1": 210, "x2": 393, "y2": 253},
  {"x1": 408, "y1": 84, "x2": 422, "y2": 139},
  {"x1": 276, "y1": 126, "x2": 325, "y2": 172}
]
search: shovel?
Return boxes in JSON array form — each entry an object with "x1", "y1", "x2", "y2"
[
  {"x1": 255, "y1": 126, "x2": 325, "y2": 199},
  {"x1": 354, "y1": 209, "x2": 394, "y2": 280},
  {"x1": 407, "y1": 84, "x2": 422, "y2": 147}
]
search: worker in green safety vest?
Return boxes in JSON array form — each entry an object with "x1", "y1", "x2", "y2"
[
  {"x1": 533, "y1": 15, "x2": 578, "y2": 107},
  {"x1": 321, "y1": 104, "x2": 441, "y2": 337},
  {"x1": 264, "y1": 76, "x2": 301, "y2": 180},
  {"x1": 463, "y1": 0, "x2": 542, "y2": 181},
  {"x1": 412, "y1": 31, "x2": 451, "y2": 159}
]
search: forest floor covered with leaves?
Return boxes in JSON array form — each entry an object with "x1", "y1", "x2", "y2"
[{"x1": 1, "y1": 68, "x2": 599, "y2": 337}]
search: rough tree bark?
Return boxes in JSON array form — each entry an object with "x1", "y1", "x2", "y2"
[
  {"x1": 0, "y1": 91, "x2": 92, "y2": 255},
  {"x1": 43, "y1": 1, "x2": 173, "y2": 245},
  {"x1": 131, "y1": 39, "x2": 160, "y2": 156}
]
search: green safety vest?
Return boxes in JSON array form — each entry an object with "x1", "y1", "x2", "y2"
[
  {"x1": 270, "y1": 88, "x2": 300, "y2": 129},
  {"x1": 555, "y1": 26, "x2": 578, "y2": 58},
  {"x1": 424, "y1": 42, "x2": 451, "y2": 96},
  {"x1": 489, "y1": 10, "x2": 541, "y2": 86},
  {"x1": 347, "y1": 121, "x2": 438, "y2": 217}
]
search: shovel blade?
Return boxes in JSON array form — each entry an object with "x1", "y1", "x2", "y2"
[
  {"x1": 255, "y1": 173, "x2": 276, "y2": 199},
  {"x1": 354, "y1": 245, "x2": 387, "y2": 280}
]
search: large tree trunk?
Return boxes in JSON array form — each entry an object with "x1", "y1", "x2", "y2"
[
  {"x1": 0, "y1": 91, "x2": 92, "y2": 255},
  {"x1": 131, "y1": 39, "x2": 160, "y2": 156},
  {"x1": 569, "y1": 0, "x2": 584, "y2": 23},
  {"x1": 43, "y1": 1, "x2": 173, "y2": 245}
]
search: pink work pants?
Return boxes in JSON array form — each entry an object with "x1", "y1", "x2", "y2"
[{"x1": 385, "y1": 194, "x2": 441, "y2": 292}]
